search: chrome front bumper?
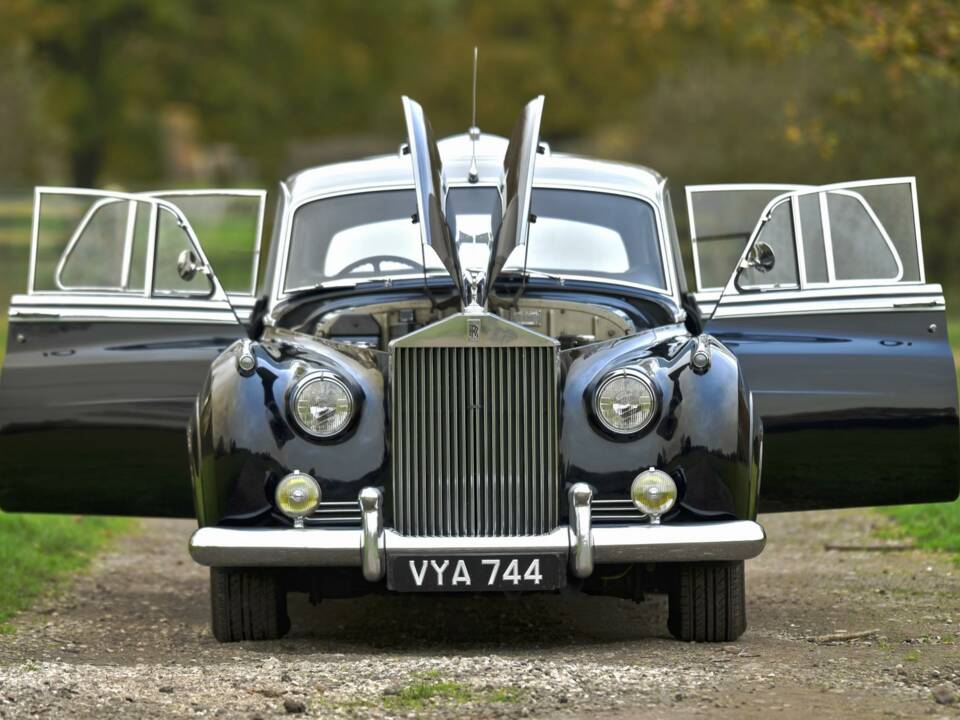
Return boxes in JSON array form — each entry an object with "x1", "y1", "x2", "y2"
[{"x1": 189, "y1": 484, "x2": 766, "y2": 579}]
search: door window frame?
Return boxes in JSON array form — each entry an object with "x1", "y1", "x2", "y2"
[
  {"x1": 721, "y1": 178, "x2": 921, "y2": 301},
  {"x1": 28, "y1": 187, "x2": 266, "y2": 304}
]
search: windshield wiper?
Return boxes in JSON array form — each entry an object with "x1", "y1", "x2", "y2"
[
  {"x1": 496, "y1": 268, "x2": 566, "y2": 283},
  {"x1": 494, "y1": 268, "x2": 566, "y2": 308}
]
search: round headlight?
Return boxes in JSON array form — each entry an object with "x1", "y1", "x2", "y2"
[
  {"x1": 631, "y1": 468, "x2": 677, "y2": 522},
  {"x1": 290, "y1": 372, "x2": 355, "y2": 438},
  {"x1": 275, "y1": 471, "x2": 321, "y2": 518},
  {"x1": 593, "y1": 369, "x2": 658, "y2": 435}
]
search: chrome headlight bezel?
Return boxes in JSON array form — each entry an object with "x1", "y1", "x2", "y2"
[
  {"x1": 288, "y1": 370, "x2": 357, "y2": 440},
  {"x1": 591, "y1": 367, "x2": 660, "y2": 438}
]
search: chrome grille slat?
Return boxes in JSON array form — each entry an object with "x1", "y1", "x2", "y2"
[
  {"x1": 591, "y1": 498, "x2": 648, "y2": 525},
  {"x1": 392, "y1": 344, "x2": 558, "y2": 537}
]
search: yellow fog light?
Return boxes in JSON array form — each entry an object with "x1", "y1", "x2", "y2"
[
  {"x1": 276, "y1": 471, "x2": 321, "y2": 525},
  {"x1": 631, "y1": 468, "x2": 677, "y2": 524}
]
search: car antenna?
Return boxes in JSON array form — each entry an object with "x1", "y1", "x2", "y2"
[{"x1": 467, "y1": 47, "x2": 480, "y2": 184}]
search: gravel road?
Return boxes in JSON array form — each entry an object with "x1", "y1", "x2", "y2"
[{"x1": 0, "y1": 510, "x2": 957, "y2": 719}]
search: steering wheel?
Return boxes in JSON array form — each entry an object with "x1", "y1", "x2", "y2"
[{"x1": 339, "y1": 255, "x2": 424, "y2": 274}]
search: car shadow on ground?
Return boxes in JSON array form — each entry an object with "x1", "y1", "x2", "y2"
[{"x1": 265, "y1": 591, "x2": 672, "y2": 653}]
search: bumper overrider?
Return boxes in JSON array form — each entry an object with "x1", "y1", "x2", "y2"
[{"x1": 189, "y1": 484, "x2": 766, "y2": 579}]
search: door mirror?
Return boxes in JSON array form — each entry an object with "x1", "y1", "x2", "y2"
[
  {"x1": 176, "y1": 249, "x2": 202, "y2": 282},
  {"x1": 743, "y1": 241, "x2": 776, "y2": 274}
]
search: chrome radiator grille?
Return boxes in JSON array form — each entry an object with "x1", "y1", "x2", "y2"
[{"x1": 391, "y1": 345, "x2": 559, "y2": 536}]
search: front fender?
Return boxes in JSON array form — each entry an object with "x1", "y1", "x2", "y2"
[
  {"x1": 191, "y1": 330, "x2": 389, "y2": 527},
  {"x1": 559, "y1": 327, "x2": 759, "y2": 521}
]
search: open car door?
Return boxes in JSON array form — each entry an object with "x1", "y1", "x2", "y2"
[
  {"x1": 697, "y1": 178, "x2": 958, "y2": 511},
  {"x1": 0, "y1": 187, "x2": 265, "y2": 517}
]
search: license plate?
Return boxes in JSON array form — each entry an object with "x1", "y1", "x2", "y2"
[{"x1": 387, "y1": 554, "x2": 565, "y2": 592}]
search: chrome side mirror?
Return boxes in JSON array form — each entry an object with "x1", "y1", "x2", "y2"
[
  {"x1": 176, "y1": 249, "x2": 202, "y2": 282},
  {"x1": 743, "y1": 241, "x2": 776, "y2": 274}
]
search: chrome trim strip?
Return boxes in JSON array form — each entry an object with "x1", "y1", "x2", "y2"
[
  {"x1": 820, "y1": 191, "x2": 837, "y2": 282},
  {"x1": 10, "y1": 292, "x2": 254, "y2": 309},
  {"x1": 27, "y1": 188, "x2": 41, "y2": 294},
  {"x1": 696, "y1": 283, "x2": 945, "y2": 319},
  {"x1": 910, "y1": 179, "x2": 926, "y2": 284},
  {"x1": 8, "y1": 306, "x2": 245, "y2": 325},
  {"x1": 120, "y1": 199, "x2": 137, "y2": 290},
  {"x1": 144, "y1": 201, "x2": 158, "y2": 297},
  {"x1": 8, "y1": 291, "x2": 253, "y2": 324},
  {"x1": 698, "y1": 282, "x2": 943, "y2": 303},
  {"x1": 711, "y1": 295, "x2": 944, "y2": 319},
  {"x1": 568, "y1": 483, "x2": 593, "y2": 578}
]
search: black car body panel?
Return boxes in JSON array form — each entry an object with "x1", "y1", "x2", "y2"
[{"x1": 708, "y1": 308, "x2": 958, "y2": 511}]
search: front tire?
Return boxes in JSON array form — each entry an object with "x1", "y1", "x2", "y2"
[
  {"x1": 210, "y1": 568, "x2": 290, "y2": 642},
  {"x1": 667, "y1": 561, "x2": 746, "y2": 642}
]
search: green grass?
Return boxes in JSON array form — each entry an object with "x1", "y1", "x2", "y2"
[
  {"x1": 884, "y1": 293, "x2": 960, "y2": 563},
  {"x1": 0, "y1": 512, "x2": 133, "y2": 628},
  {"x1": 880, "y1": 503, "x2": 960, "y2": 562},
  {"x1": 382, "y1": 674, "x2": 521, "y2": 711}
]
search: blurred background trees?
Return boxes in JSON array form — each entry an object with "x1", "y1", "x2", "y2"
[{"x1": 0, "y1": 0, "x2": 958, "y2": 286}]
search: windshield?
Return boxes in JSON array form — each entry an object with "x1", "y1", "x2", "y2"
[
  {"x1": 502, "y1": 189, "x2": 665, "y2": 289},
  {"x1": 284, "y1": 187, "x2": 665, "y2": 292}
]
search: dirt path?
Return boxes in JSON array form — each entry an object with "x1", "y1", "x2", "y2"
[{"x1": 0, "y1": 510, "x2": 957, "y2": 719}]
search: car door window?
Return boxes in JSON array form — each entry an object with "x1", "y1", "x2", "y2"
[
  {"x1": 825, "y1": 190, "x2": 902, "y2": 282},
  {"x1": 55, "y1": 198, "x2": 142, "y2": 291},
  {"x1": 737, "y1": 199, "x2": 799, "y2": 291},
  {"x1": 153, "y1": 207, "x2": 214, "y2": 296},
  {"x1": 718, "y1": 178, "x2": 920, "y2": 300},
  {"x1": 29, "y1": 188, "x2": 253, "y2": 303},
  {"x1": 146, "y1": 191, "x2": 265, "y2": 294},
  {"x1": 686, "y1": 185, "x2": 806, "y2": 291},
  {"x1": 33, "y1": 193, "x2": 151, "y2": 294}
]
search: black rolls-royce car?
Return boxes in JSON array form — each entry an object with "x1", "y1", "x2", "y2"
[{"x1": 0, "y1": 96, "x2": 956, "y2": 643}]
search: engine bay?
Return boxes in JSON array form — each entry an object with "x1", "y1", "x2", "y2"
[{"x1": 300, "y1": 296, "x2": 642, "y2": 351}]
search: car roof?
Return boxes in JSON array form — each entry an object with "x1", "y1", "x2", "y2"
[{"x1": 283, "y1": 133, "x2": 666, "y2": 202}]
